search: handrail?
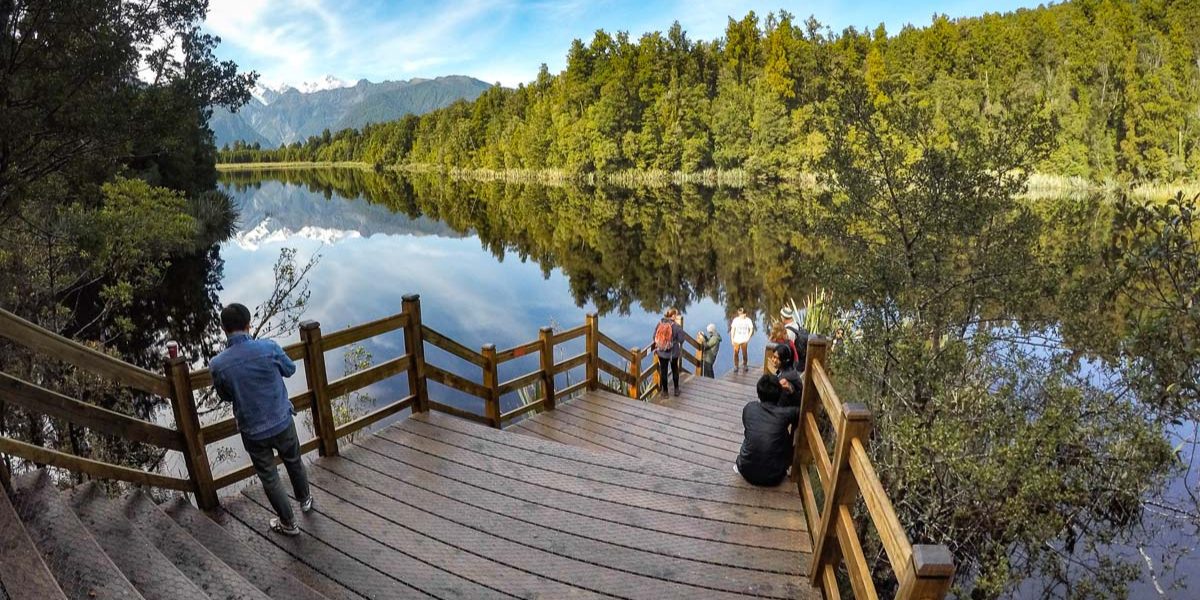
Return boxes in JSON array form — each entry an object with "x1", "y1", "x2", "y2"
[
  {"x1": 794, "y1": 337, "x2": 955, "y2": 599},
  {"x1": 322, "y1": 312, "x2": 409, "y2": 351},
  {"x1": 596, "y1": 331, "x2": 632, "y2": 360},
  {"x1": 551, "y1": 324, "x2": 587, "y2": 345},
  {"x1": 500, "y1": 398, "x2": 546, "y2": 423},
  {"x1": 495, "y1": 339, "x2": 540, "y2": 363},
  {"x1": 335, "y1": 396, "x2": 416, "y2": 439},
  {"x1": 0, "y1": 308, "x2": 170, "y2": 396},
  {"x1": 421, "y1": 324, "x2": 486, "y2": 366},
  {"x1": 0, "y1": 373, "x2": 184, "y2": 451},
  {"x1": 326, "y1": 353, "x2": 412, "y2": 398},
  {"x1": 0, "y1": 437, "x2": 192, "y2": 492},
  {"x1": 596, "y1": 358, "x2": 634, "y2": 385}
]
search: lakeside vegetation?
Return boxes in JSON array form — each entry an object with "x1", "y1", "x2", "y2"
[{"x1": 221, "y1": 1, "x2": 1199, "y2": 186}]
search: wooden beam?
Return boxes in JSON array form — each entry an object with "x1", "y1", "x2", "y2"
[
  {"x1": 539, "y1": 326, "x2": 556, "y2": 411},
  {"x1": 321, "y1": 312, "x2": 409, "y2": 351},
  {"x1": 0, "y1": 437, "x2": 191, "y2": 492},
  {"x1": 300, "y1": 321, "x2": 338, "y2": 457},
  {"x1": 0, "y1": 308, "x2": 170, "y2": 396},
  {"x1": 421, "y1": 324, "x2": 486, "y2": 367},
  {"x1": 585, "y1": 313, "x2": 599, "y2": 391},
  {"x1": 0, "y1": 372, "x2": 183, "y2": 451},
  {"x1": 482, "y1": 344, "x2": 500, "y2": 428},
  {"x1": 402, "y1": 295, "x2": 430, "y2": 412},
  {"x1": 164, "y1": 356, "x2": 218, "y2": 509}
]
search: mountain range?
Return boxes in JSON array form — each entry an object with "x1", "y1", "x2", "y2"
[{"x1": 211, "y1": 75, "x2": 493, "y2": 149}]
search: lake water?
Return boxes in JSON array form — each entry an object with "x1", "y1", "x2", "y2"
[{"x1": 207, "y1": 168, "x2": 1199, "y2": 598}]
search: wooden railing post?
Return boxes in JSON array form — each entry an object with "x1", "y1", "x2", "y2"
[
  {"x1": 482, "y1": 344, "x2": 500, "y2": 428},
  {"x1": 810, "y1": 402, "x2": 872, "y2": 585},
  {"x1": 693, "y1": 333, "x2": 704, "y2": 376},
  {"x1": 299, "y1": 321, "x2": 337, "y2": 457},
  {"x1": 164, "y1": 355, "x2": 218, "y2": 510},
  {"x1": 897, "y1": 545, "x2": 956, "y2": 600},
  {"x1": 539, "y1": 326, "x2": 557, "y2": 411},
  {"x1": 652, "y1": 352, "x2": 661, "y2": 392},
  {"x1": 792, "y1": 337, "x2": 828, "y2": 481},
  {"x1": 585, "y1": 313, "x2": 598, "y2": 390},
  {"x1": 763, "y1": 344, "x2": 774, "y2": 375},
  {"x1": 402, "y1": 294, "x2": 429, "y2": 413},
  {"x1": 627, "y1": 347, "x2": 641, "y2": 399}
]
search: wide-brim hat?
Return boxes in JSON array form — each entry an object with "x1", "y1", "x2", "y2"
[{"x1": 780, "y1": 306, "x2": 795, "y2": 321}]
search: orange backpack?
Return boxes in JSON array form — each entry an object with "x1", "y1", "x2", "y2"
[{"x1": 654, "y1": 321, "x2": 675, "y2": 354}]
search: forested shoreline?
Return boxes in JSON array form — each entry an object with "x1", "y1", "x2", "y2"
[{"x1": 220, "y1": 0, "x2": 1200, "y2": 184}]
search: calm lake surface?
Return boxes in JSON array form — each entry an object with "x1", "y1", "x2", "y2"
[{"x1": 208, "y1": 168, "x2": 1198, "y2": 599}]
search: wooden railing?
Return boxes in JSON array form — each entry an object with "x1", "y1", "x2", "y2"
[
  {"x1": 0, "y1": 301, "x2": 954, "y2": 598},
  {"x1": 0, "y1": 297, "x2": 672, "y2": 503},
  {"x1": 792, "y1": 337, "x2": 955, "y2": 599}
]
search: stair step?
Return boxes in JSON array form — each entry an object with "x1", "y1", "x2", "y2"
[
  {"x1": 66, "y1": 483, "x2": 207, "y2": 600},
  {"x1": 162, "y1": 497, "x2": 343, "y2": 600},
  {"x1": 122, "y1": 491, "x2": 272, "y2": 600},
  {"x1": 9, "y1": 471, "x2": 143, "y2": 600},
  {"x1": 0, "y1": 483, "x2": 66, "y2": 599}
]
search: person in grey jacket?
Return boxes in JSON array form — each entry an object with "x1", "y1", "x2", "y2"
[{"x1": 700, "y1": 323, "x2": 721, "y2": 378}]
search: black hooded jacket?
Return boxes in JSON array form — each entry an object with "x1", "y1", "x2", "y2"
[
  {"x1": 771, "y1": 345, "x2": 804, "y2": 407},
  {"x1": 736, "y1": 377, "x2": 800, "y2": 486}
]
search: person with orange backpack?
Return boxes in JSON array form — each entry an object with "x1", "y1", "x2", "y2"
[{"x1": 652, "y1": 308, "x2": 687, "y2": 397}]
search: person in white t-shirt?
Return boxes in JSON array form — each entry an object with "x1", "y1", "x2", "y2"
[{"x1": 729, "y1": 307, "x2": 755, "y2": 373}]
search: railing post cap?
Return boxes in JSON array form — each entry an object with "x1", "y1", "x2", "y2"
[
  {"x1": 299, "y1": 320, "x2": 321, "y2": 330},
  {"x1": 164, "y1": 355, "x2": 188, "y2": 368},
  {"x1": 540, "y1": 325, "x2": 554, "y2": 333},
  {"x1": 481, "y1": 343, "x2": 496, "y2": 351},
  {"x1": 842, "y1": 402, "x2": 872, "y2": 421},
  {"x1": 912, "y1": 544, "x2": 955, "y2": 577},
  {"x1": 587, "y1": 312, "x2": 598, "y2": 319},
  {"x1": 402, "y1": 293, "x2": 421, "y2": 302},
  {"x1": 807, "y1": 336, "x2": 829, "y2": 347}
]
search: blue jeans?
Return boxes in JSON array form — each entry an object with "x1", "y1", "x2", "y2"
[{"x1": 242, "y1": 420, "x2": 309, "y2": 526}]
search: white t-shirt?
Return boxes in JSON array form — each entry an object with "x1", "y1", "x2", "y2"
[{"x1": 730, "y1": 316, "x2": 754, "y2": 344}]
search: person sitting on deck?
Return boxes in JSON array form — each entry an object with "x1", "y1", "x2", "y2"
[
  {"x1": 210, "y1": 303, "x2": 315, "y2": 536},
  {"x1": 734, "y1": 377, "x2": 800, "y2": 486}
]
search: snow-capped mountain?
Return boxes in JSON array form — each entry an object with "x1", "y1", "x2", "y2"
[
  {"x1": 250, "y1": 75, "x2": 352, "y2": 105},
  {"x1": 215, "y1": 75, "x2": 493, "y2": 148}
]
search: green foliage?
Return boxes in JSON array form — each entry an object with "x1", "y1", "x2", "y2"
[
  {"x1": 1106, "y1": 192, "x2": 1200, "y2": 416},
  {"x1": 221, "y1": 1, "x2": 1200, "y2": 184}
]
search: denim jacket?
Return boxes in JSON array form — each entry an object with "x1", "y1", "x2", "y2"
[{"x1": 210, "y1": 333, "x2": 297, "y2": 440}]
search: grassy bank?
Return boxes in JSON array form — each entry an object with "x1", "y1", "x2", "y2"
[{"x1": 217, "y1": 161, "x2": 1196, "y2": 199}]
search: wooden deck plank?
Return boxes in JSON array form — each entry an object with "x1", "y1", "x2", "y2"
[
  {"x1": 332, "y1": 443, "x2": 806, "y2": 573},
  {"x1": 203, "y1": 502, "x2": 366, "y2": 600},
  {"x1": 241, "y1": 479, "x2": 590, "y2": 599},
  {"x1": 222, "y1": 495, "x2": 436, "y2": 599},
  {"x1": 565, "y1": 396, "x2": 744, "y2": 453},
  {"x1": 577, "y1": 390, "x2": 746, "y2": 440},
  {"x1": 546, "y1": 403, "x2": 739, "y2": 471},
  {"x1": 721, "y1": 367, "x2": 766, "y2": 387},
  {"x1": 307, "y1": 459, "x2": 799, "y2": 599},
  {"x1": 394, "y1": 416, "x2": 803, "y2": 517},
  {"x1": 508, "y1": 418, "x2": 628, "y2": 455},
  {"x1": 359, "y1": 430, "x2": 805, "y2": 551}
]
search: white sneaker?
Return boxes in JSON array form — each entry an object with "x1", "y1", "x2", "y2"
[
  {"x1": 270, "y1": 517, "x2": 300, "y2": 536},
  {"x1": 300, "y1": 495, "x2": 315, "y2": 513}
]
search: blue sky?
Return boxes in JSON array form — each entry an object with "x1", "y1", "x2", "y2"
[{"x1": 203, "y1": 0, "x2": 1043, "y2": 88}]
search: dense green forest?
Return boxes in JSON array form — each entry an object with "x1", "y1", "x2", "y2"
[
  {"x1": 220, "y1": 0, "x2": 1200, "y2": 183},
  {"x1": 0, "y1": 0, "x2": 253, "y2": 474}
]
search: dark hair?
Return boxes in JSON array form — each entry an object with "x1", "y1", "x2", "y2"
[
  {"x1": 220, "y1": 303, "x2": 252, "y2": 333},
  {"x1": 773, "y1": 344, "x2": 794, "y2": 371},
  {"x1": 756, "y1": 376, "x2": 782, "y2": 404}
]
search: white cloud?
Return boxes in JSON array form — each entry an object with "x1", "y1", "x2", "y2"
[{"x1": 205, "y1": 0, "x2": 519, "y2": 84}]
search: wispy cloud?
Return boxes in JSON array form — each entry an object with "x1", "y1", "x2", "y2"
[{"x1": 205, "y1": 0, "x2": 1043, "y2": 87}]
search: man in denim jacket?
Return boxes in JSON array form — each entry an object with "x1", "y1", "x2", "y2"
[{"x1": 211, "y1": 303, "x2": 313, "y2": 535}]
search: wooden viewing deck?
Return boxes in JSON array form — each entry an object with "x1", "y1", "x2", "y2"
[{"x1": 0, "y1": 297, "x2": 953, "y2": 599}]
